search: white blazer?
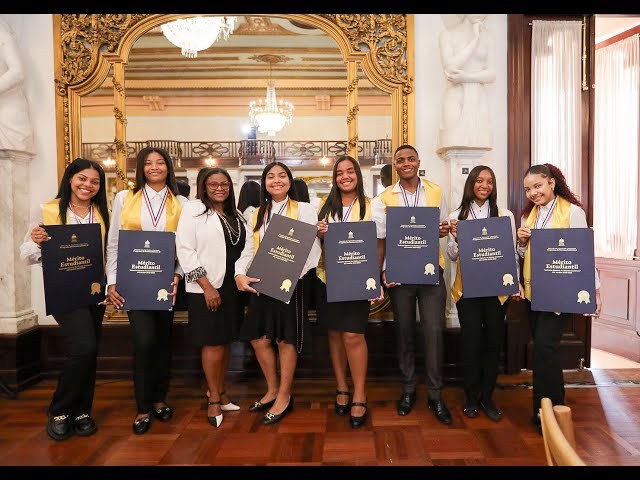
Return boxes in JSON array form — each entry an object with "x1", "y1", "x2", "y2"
[{"x1": 176, "y1": 199, "x2": 242, "y2": 293}]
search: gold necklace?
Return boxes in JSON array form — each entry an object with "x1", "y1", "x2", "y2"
[{"x1": 216, "y1": 211, "x2": 241, "y2": 246}]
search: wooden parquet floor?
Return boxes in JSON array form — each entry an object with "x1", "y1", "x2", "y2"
[{"x1": 2, "y1": 373, "x2": 640, "y2": 467}]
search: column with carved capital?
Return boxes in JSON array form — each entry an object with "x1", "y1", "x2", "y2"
[{"x1": 0, "y1": 150, "x2": 38, "y2": 334}]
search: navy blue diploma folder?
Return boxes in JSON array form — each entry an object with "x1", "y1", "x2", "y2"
[
  {"x1": 115, "y1": 230, "x2": 176, "y2": 311},
  {"x1": 324, "y1": 221, "x2": 380, "y2": 302},
  {"x1": 530, "y1": 228, "x2": 596, "y2": 314},
  {"x1": 247, "y1": 214, "x2": 318, "y2": 304},
  {"x1": 385, "y1": 206, "x2": 440, "y2": 285},
  {"x1": 41, "y1": 223, "x2": 104, "y2": 315},
  {"x1": 457, "y1": 216, "x2": 519, "y2": 298}
]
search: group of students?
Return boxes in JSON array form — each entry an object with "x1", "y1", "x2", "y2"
[{"x1": 20, "y1": 143, "x2": 602, "y2": 442}]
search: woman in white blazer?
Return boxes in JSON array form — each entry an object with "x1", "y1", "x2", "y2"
[{"x1": 176, "y1": 167, "x2": 246, "y2": 428}]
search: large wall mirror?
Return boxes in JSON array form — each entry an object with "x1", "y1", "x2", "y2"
[{"x1": 53, "y1": 14, "x2": 413, "y2": 319}]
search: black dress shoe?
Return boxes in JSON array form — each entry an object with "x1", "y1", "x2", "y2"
[
  {"x1": 479, "y1": 399, "x2": 502, "y2": 422},
  {"x1": 263, "y1": 396, "x2": 294, "y2": 425},
  {"x1": 396, "y1": 392, "x2": 416, "y2": 416},
  {"x1": 47, "y1": 414, "x2": 73, "y2": 441},
  {"x1": 427, "y1": 398, "x2": 452, "y2": 425},
  {"x1": 152, "y1": 405, "x2": 173, "y2": 422},
  {"x1": 132, "y1": 415, "x2": 151, "y2": 435},
  {"x1": 249, "y1": 397, "x2": 276, "y2": 412},
  {"x1": 334, "y1": 389, "x2": 351, "y2": 416},
  {"x1": 462, "y1": 397, "x2": 479, "y2": 419},
  {"x1": 73, "y1": 413, "x2": 97, "y2": 436},
  {"x1": 349, "y1": 401, "x2": 368, "y2": 428}
]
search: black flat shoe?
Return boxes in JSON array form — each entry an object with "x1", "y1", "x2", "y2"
[
  {"x1": 73, "y1": 413, "x2": 97, "y2": 436},
  {"x1": 397, "y1": 392, "x2": 416, "y2": 416},
  {"x1": 152, "y1": 404, "x2": 173, "y2": 422},
  {"x1": 462, "y1": 398, "x2": 479, "y2": 419},
  {"x1": 249, "y1": 397, "x2": 276, "y2": 412},
  {"x1": 47, "y1": 414, "x2": 73, "y2": 441},
  {"x1": 427, "y1": 398, "x2": 452, "y2": 425},
  {"x1": 263, "y1": 396, "x2": 294, "y2": 425},
  {"x1": 132, "y1": 415, "x2": 151, "y2": 435},
  {"x1": 334, "y1": 389, "x2": 351, "y2": 416},
  {"x1": 479, "y1": 399, "x2": 502, "y2": 422},
  {"x1": 349, "y1": 401, "x2": 368, "y2": 428},
  {"x1": 207, "y1": 400, "x2": 223, "y2": 428}
]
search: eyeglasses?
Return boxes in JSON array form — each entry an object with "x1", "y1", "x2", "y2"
[{"x1": 206, "y1": 182, "x2": 231, "y2": 190}]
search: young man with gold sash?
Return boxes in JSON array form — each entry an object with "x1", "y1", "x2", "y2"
[
  {"x1": 371, "y1": 145, "x2": 453, "y2": 424},
  {"x1": 20, "y1": 158, "x2": 110, "y2": 441},
  {"x1": 105, "y1": 147, "x2": 186, "y2": 435},
  {"x1": 516, "y1": 163, "x2": 602, "y2": 432}
]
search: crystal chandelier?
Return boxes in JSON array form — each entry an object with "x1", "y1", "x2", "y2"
[
  {"x1": 248, "y1": 60, "x2": 294, "y2": 137},
  {"x1": 161, "y1": 16, "x2": 236, "y2": 59}
]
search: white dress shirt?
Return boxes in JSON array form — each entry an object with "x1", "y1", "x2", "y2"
[
  {"x1": 517, "y1": 201, "x2": 600, "y2": 289},
  {"x1": 105, "y1": 185, "x2": 187, "y2": 286},
  {"x1": 446, "y1": 201, "x2": 520, "y2": 279},
  {"x1": 20, "y1": 205, "x2": 92, "y2": 265},
  {"x1": 234, "y1": 198, "x2": 321, "y2": 279},
  {"x1": 176, "y1": 200, "x2": 245, "y2": 293},
  {"x1": 371, "y1": 178, "x2": 448, "y2": 239}
]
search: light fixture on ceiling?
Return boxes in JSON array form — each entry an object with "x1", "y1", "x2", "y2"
[
  {"x1": 102, "y1": 156, "x2": 115, "y2": 169},
  {"x1": 248, "y1": 55, "x2": 294, "y2": 137},
  {"x1": 161, "y1": 16, "x2": 237, "y2": 59}
]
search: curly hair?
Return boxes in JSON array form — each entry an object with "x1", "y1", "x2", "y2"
[{"x1": 522, "y1": 163, "x2": 584, "y2": 217}]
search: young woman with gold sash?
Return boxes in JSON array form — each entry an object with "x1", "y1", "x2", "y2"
[
  {"x1": 20, "y1": 158, "x2": 110, "y2": 441},
  {"x1": 234, "y1": 162, "x2": 321, "y2": 425},
  {"x1": 516, "y1": 163, "x2": 602, "y2": 431},
  {"x1": 315, "y1": 155, "x2": 382, "y2": 428},
  {"x1": 446, "y1": 165, "x2": 523, "y2": 422},
  {"x1": 105, "y1": 147, "x2": 186, "y2": 435}
]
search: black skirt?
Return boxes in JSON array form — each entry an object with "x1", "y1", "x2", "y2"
[
  {"x1": 315, "y1": 280, "x2": 370, "y2": 334},
  {"x1": 239, "y1": 279, "x2": 311, "y2": 354},
  {"x1": 187, "y1": 275, "x2": 243, "y2": 347}
]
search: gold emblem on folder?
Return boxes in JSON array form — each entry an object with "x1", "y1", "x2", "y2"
[
  {"x1": 577, "y1": 290, "x2": 590, "y2": 304},
  {"x1": 424, "y1": 263, "x2": 435, "y2": 275},
  {"x1": 365, "y1": 278, "x2": 377, "y2": 290},
  {"x1": 502, "y1": 274, "x2": 514, "y2": 286},
  {"x1": 90, "y1": 282, "x2": 101, "y2": 295},
  {"x1": 280, "y1": 279, "x2": 292, "y2": 292},
  {"x1": 157, "y1": 289, "x2": 169, "y2": 301}
]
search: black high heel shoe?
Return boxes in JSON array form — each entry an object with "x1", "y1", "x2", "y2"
[
  {"x1": 334, "y1": 390, "x2": 351, "y2": 416},
  {"x1": 349, "y1": 401, "x2": 368, "y2": 428},
  {"x1": 263, "y1": 395, "x2": 294, "y2": 425},
  {"x1": 207, "y1": 400, "x2": 223, "y2": 428}
]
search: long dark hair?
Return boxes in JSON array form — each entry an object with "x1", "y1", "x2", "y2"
[
  {"x1": 293, "y1": 178, "x2": 310, "y2": 203},
  {"x1": 237, "y1": 180, "x2": 261, "y2": 212},
  {"x1": 457, "y1": 165, "x2": 498, "y2": 220},
  {"x1": 195, "y1": 167, "x2": 212, "y2": 200},
  {"x1": 318, "y1": 155, "x2": 367, "y2": 221},
  {"x1": 522, "y1": 163, "x2": 584, "y2": 217},
  {"x1": 254, "y1": 162, "x2": 298, "y2": 232},
  {"x1": 133, "y1": 147, "x2": 179, "y2": 196},
  {"x1": 55, "y1": 157, "x2": 110, "y2": 244},
  {"x1": 197, "y1": 168, "x2": 241, "y2": 218}
]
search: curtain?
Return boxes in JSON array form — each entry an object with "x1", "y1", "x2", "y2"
[
  {"x1": 531, "y1": 21, "x2": 582, "y2": 194},
  {"x1": 594, "y1": 35, "x2": 639, "y2": 259}
]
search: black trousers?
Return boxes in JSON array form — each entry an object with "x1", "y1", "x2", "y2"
[
  {"x1": 387, "y1": 270, "x2": 446, "y2": 400},
  {"x1": 529, "y1": 309, "x2": 567, "y2": 416},
  {"x1": 49, "y1": 304, "x2": 105, "y2": 417},
  {"x1": 456, "y1": 296, "x2": 506, "y2": 402},
  {"x1": 127, "y1": 310, "x2": 174, "y2": 414}
]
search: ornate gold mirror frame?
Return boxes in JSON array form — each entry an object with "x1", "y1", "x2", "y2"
[{"x1": 53, "y1": 14, "x2": 414, "y2": 184}]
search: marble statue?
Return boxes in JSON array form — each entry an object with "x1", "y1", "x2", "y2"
[
  {"x1": 0, "y1": 19, "x2": 34, "y2": 154},
  {"x1": 437, "y1": 14, "x2": 495, "y2": 153}
]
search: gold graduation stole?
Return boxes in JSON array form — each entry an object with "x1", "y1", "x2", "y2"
[
  {"x1": 316, "y1": 197, "x2": 372, "y2": 284},
  {"x1": 523, "y1": 195, "x2": 571, "y2": 303},
  {"x1": 451, "y1": 208, "x2": 508, "y2": 305},
  {"x1": 42, "y1": 198, "x2": 108, "y2": 260},
  {"x1": 379, "y1": 178, "x2": 445, "y2": 270},
  {"x1": 120, "y1": 188, "x2": 182, "y2": 232},
  {"x1": 251, "y1": 199, "x2": 299, "y2": 253}
]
